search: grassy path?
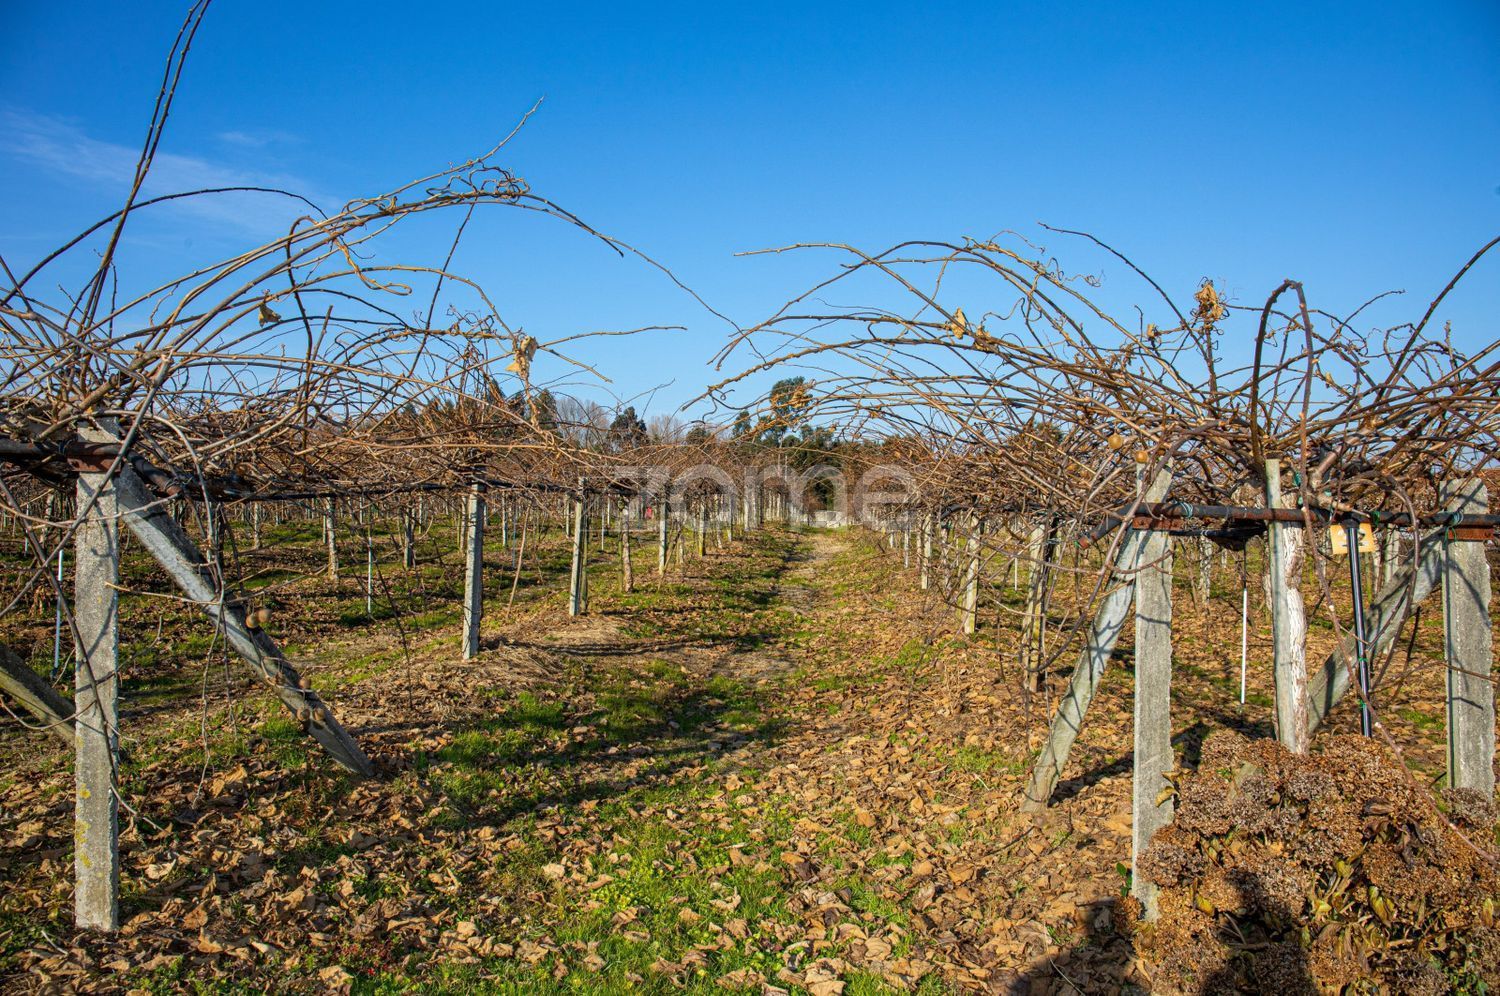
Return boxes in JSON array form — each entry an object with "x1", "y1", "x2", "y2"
[
  {"x1": 5, "y1": 518, "x2": 1468, "y2": 993},
  {"x1": 1, "y1": 526, "x2": 955, "y2": 993}
]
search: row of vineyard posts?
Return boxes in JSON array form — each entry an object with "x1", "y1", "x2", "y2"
[
  {"x1": 865, "y1": 462, "x2": 1494, "y2": 919},
  {"x1": 3, "y1": 438, "x2": 1493, "y2": 931},
  {"x1": 0, "y1": 443, "x2": 828, "y2": 932}
]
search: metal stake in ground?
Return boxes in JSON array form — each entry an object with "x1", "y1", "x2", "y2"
[
  {"x1": 1345, "y1": 518, "x2": 1372, "y2": 736},
  {"x1": 1305, "y1": 524, "x2": 1446, "y2": 738}
]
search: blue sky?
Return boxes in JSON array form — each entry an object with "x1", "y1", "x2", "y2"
[{"x1": 2, "y1": 1, "x2": 1497, "y2": 421}]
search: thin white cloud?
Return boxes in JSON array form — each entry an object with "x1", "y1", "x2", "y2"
[
  {"x1": 216, "y1": 128, "x2": 301, "y2": 150},
  {"x1": 2, "y1": 108, "x2": 332, "y2": 239}
]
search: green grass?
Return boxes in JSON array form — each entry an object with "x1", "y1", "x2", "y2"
[
  {"x1": 948, "y1": 744, "x2": 1028, "y2": 777},
  {"x1": 1399, "y1": 706, "x2": 1444, "y2": 732},
  {"x1": 4, "y1": 524, "x2": 937, "y2": 993},
  {"x1": 258, "y1": 714, "x2": 311, "y2": 767}
]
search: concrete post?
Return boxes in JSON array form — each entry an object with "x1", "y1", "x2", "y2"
[
  {"x1": 0, "y1": 644, "x2": 75, "y2": 747},
  {"x1": 960, "y1": 512, "x2": 980, "y2": 635},
  {"x1": 569, "y1": 495, "x2": 589, "y2": 616},
  {"x1": 1195, "y1": 536, "x2": 1213, "y2": 606},
  {"x1": 82, "y1": 429, "x2": 372, "y2": 776},
  {"x1": 621, "y1": 502, "x2": 635, "y2": 593},
  {"x1": 657, "y1": 497, "x2": 669, "y2": 576},
  {"x1": 1265, "y1": 459, "x2": 1309, "y2": 752},
  {"x1": 1442, "y1": 479, "x2": 1493, "y2": 795},
  {"x1": 919, "y1": 511, "x2": 933, "y2": 590},
  {"x1": 461, "y1": 483, "x2": 485, "y2": 660},
  {"x1": 1022, "y1": 516, "x2": 1061, "y2": 693},
  {"x1": 401, "y1": 507, "x2": 416, "y2": 569},
  {"x1": 74, "y1": 468, "x2": 120, "y2": 931},
  {"x1": 323, "y1": 497, "x2": 339, "y2": 582},
  {"x1": 1132, "y1": 518, "x2": 1174, "y2": 920}
]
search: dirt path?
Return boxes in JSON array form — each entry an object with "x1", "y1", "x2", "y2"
[{"x1": 510, "y1": 526, "x2": 828, "y2": 689}]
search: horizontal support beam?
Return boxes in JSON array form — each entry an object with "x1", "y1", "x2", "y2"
[
  {"x1": 1085, "y1": 500, "x2": 1500, "y2": 545},
  {"x1": 0, "y1": 436, "x2": 650, "y2": 504}
]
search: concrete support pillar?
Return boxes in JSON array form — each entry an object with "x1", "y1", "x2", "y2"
[
  {"x1": 621, "y1": 502, "x2": 635, "y2": 594},
  {"x1": 401, "y1": 507, "x2": 416, "y2": 569},
  {"x1": 656, "y1": 498, "x2": 669, "y2": 576},
  {"x1": 960, "y1": 512, "x2": 980, "y2": 635},
  {"x1": 1265, "y1": 458, "x2": 1309, "y2": 753},
  {"x1": 1022, "y1": 516, "x2": 1061, "y2": 693},
  {"x1": 1132, "y1": 519, "x2": 1174, "y2": 920},
  {"x1": 919, "y1": 511, "x2": 933, "y2": 591},
  {"x1": 74, "y1": 468, "x2": 121, "y2": 932},
  {"x1": 461, "y1": 483, "x2": 485, "y2": 660},
  {"x1": 1443, "y1": 479, "x2": 1493, "y2": 795},
  {"x1": 323, "y1": 497, "x2": 339, "y2": 582},
  {"x1": 569, "y1": 495, "x2": 589, "y2": 616}
]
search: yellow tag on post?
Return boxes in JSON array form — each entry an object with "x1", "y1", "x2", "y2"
[{"x1": 1329, "y1": 522, "x2": 1376, "y2": 556}]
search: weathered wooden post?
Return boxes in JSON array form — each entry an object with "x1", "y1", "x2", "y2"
[
  {"x1": 960, "y1": 512, "x2": 980, "y2": 635},
  {"x1": 1265, "y1": 458, "x2": 1309, "y2": 752},
  {"x1": 461, "y1": 483, "x2": 486, "y2": 660},
  {"x1": 74, "y1": 464, "x2": 120, "y2": 931},
  {"x1": 1023, "y1": 470, "x2": 1172, "y2": 810},
  {"x1": 1442, "y1": 479, "x2": 1493, "y2": 795},
  {"x1": 250, "y1": 502, "x2": 261, "y2": 551},
  {"x1": 569, "y1": 491, "x2": 589, "y2": 617},
  {"x1": 1132, "y1": 510, "x2": 1174, "y2": 920},
  {"x1": 323, "y1": 497, "x2": 339, "y2": 582},
  {"x1": 697, "y1": 501, "x2": 709, "y2": 558}
]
